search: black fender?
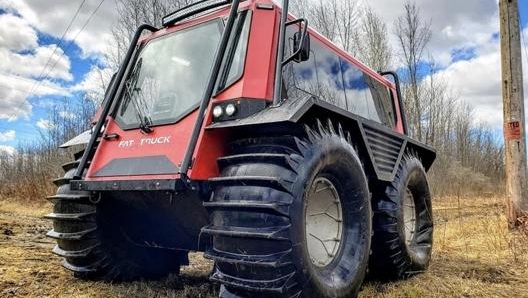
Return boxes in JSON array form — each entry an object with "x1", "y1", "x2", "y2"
[{"x1": 207, "y1": 96, "x2": 436, "y2": 182}]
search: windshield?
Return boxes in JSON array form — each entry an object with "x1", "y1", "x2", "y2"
[{"x1": 116, "y1": 20, "x2": 223, "y2": 129}]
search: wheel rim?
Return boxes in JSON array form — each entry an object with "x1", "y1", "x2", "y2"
[
  {"x1": 403, "y1": 188, "x2": 417, "y2": 246},
  {"x1": 305, "y1": 177, "x2": 343, "y2": 267}
]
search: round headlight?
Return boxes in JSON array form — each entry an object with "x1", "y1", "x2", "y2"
[
  {"x1": 213, "y1": 105, "x2": 223, "y2": 118},
  {"x1": 225, "y1": 104, "x2": 236, "y2": 116}
]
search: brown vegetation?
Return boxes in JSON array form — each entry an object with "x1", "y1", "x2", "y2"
[
  {"x1": 1, "y1": 196, "x2": 526, "y2": 298},
  {"x1": 0, "y1": 99, "x2": 94, "y2": 202}
]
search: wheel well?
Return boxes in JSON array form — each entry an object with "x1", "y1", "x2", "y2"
[
  {"x1": 298, "y1": 106, "x2": 377, "y2": 181},
  {"x1": 404, "y1": 142, "x2": 436, "y2": 171},
  {"x1": 298, "y1": 105, "x2": 436, "y2": 181}
]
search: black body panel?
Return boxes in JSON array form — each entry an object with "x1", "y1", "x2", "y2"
[{"x1": 207, "y1": 96, "x2": 436, "y2": 182}]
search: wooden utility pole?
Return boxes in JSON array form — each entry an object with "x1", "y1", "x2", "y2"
[{"x1": 499, "y1": 0, "x2": 528, "y2": 228}]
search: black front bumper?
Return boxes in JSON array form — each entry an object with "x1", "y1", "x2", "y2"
[{"x1": 70, "y1": 179, "x2": 186, "y2": 192}]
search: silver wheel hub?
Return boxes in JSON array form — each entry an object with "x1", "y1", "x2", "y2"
[
  {"x1": 403, "y1": 188, "x2": 417, "y2": 247},
  {"x1": 305, "y1": 177, "x2": 343, "y2": 267}
]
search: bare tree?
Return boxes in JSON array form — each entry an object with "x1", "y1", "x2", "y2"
[
  {"x1": 290, "y1": 0, "x2": 360, "y2": 53},
  {"x1": 109, "y1": 0, "x2": 197, "y2": 68},
  {"x1": 354, "y1": 6, "x2": 392, "y2": 71},
  {"x1": 0, "y1": 97, "x2": 96, "y2": 201},
  {"x1": 394, "y1": 1, "x2": 432, "y2": 142}
]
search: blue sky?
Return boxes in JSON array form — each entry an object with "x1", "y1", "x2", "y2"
[
  {"x1": 0, "y1": 0, "x2": 527, "y2": 154},
  {"x1": 0, "y1": 0, "x2": 115, "y2": 154}
]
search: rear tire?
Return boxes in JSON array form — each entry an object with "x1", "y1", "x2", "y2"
[
  {"x1": 46, "y1": 153, "x2": 186, "y2": 281},
  {"x1": 204, "y1": 120, "x2": 371, "y2": 297},
  {"x1": 369, "y1": 154, "x2": 433, "y2": 279}
]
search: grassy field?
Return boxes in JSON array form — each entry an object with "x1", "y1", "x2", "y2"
[{"x1": 1, "y1": 195, "x2": 527, "y2": 298}]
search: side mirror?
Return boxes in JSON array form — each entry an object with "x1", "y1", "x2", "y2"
[
  {"x1": 283, "y1": 18, "x2": 310, "y2": 65},
  {"x1": 293, "y1": 30, "x2": 310, "y2": 62}
]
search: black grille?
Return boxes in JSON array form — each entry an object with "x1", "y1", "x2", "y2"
[{"x1": 362, "y1": 124, "x2": 404, "y2": 180}]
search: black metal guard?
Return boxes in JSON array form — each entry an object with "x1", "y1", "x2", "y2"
[
  {"x1": 380, "y1": 71, "x2": 408, "y2": 135},
  {"x1": 272, "y1": 0, "x2": 289, "y2": 106},
  {"x1": 179, "y1": 0, "x2": 241, "y2": 178},
  {"x1": 74, "y1": 24, "x2": 157, "y2": 179}
]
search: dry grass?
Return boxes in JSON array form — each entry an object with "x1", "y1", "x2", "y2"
[
  {"x1": 362, "y1": 195, "x2": 528, "y2": 298},
  {"x1": 1, "y1": 196, "x2": 527, "y2": 298}
]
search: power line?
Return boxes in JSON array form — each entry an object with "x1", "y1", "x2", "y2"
[
  {"x1": 27, "y1": 0, "x2": 87, "y2": 96},
  {"x1": 7, "y1": 0, "x2": 87, "y2": 122},
  {"x1": 7, "y1": 0, "x2": 105, "y2": 122},
  {"x1": 39, "y1": 0, "x2": 106, "y2": 86}
]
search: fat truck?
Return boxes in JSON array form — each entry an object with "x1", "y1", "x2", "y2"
[{"x1": 46, "y1": 0, "x2": 436, "y2": 297}]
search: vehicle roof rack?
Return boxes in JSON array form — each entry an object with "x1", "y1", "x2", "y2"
[{"x1": 162, "y1": 0, "x2": 239, "y2": 27}]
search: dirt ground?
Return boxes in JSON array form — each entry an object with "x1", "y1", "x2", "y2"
[{"x1": 1, "y1": 196, "x2": 527, "y2": 298}]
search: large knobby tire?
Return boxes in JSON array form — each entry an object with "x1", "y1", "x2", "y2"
[
  {"x1": 46, "y1": 153, "x2": 186, "y2": 281},
  {"x1": 369, "y1": 154, "x2": 433, "y2": 279},
  {"x1": 204, "y1": 120, "x2": 371, "y2": 298}
]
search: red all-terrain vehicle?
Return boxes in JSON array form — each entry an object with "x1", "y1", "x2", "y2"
[{"x1": 47, "y1": 0, "x2": 435, "y2": 297}]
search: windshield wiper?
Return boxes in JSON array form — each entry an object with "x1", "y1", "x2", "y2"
[{"x1": 123, "y1": 58, "x2": 154, "y2": 133}]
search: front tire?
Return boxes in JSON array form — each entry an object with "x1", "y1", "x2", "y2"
[
  {"x1": 369, "y1": 154, "x2": 434, "y2": 279},
  {"x1": 204, "y1": 121, "x2": 371, "y2": 297},
  {"x1": 46, "y1": 153, "x2": 186, "y2": 281}
]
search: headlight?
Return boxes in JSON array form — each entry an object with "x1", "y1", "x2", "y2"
[
  {"x1": 211, "y1": 99, "x2": 267, "y2": 122},
  {"x1": 213, "y1": 105, "x2": 223, "y2": 118},
  {"x1": 225, "y1": 103, "x2": 236, "y2": 116}
]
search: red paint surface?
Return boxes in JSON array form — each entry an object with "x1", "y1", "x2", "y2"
[{"x1": 86, "y1": 111, "x2": 198, "y2": 181}]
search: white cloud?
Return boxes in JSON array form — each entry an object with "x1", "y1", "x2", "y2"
[
  {"x1": 5, "y1": 0, "x2": 118, "y2": 58},
  {"x1": 438, "y1": 49, "x2": 500, "y2": 100},
  {"x1": 36, "y1": 119, "x2": 55, "y2": 130},
  {"x1": 0, "y1": 130, "x2": 16, "y2": 142},
  {"x1": 0, "y1": 72, "x2": 69, "y2": 121},
  {"x1": 0, "y1": 145, "x2": 16, "y2": 155},
  {"x1": 365, "y1": 0, "x2": 499, "y2": 66},
  {"x1": 0, "y1": 44, "x2": 72, "y2": 80},
  {"x1": 0, "y1": 0, "x2": 37, "y2": 21},
  {"x1": 0, "y1": 13, "x2": 38, "y2": 51},
  {"x1": 0, "y1": 9, "x2": 73, "y2": 122},
  {"x1": 421, "y1": 16, "x2": 528, "y2": 130}
]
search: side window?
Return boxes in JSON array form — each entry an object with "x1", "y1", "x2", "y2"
[
  {"x1": 341, "y1": 58, "x2": 395, "y2": 127},
  {"x1": 282, "y1": 30, "x2": 395, "y2": 128},
  {"x1": 216, "y1": 11, "x2": 251, "y2": 92},
  {"x1": 283, "y1": 27, "x2": 346, "y2": 108},
  {"x1": 224, "y1": 11, "x2": 251, "y2": 87},
  {"x1": 311, "y1": 44, "x2": 346, "y2": 109},
  {"x1": 340, "y1": 58, "x2": 378, "y2": 121},
  {"x1": 365, "y1": 76, "x2": 396, "y2": 127}
]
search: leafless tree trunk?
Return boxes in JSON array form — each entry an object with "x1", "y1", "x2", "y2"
[{"x1": 394, "y1": 1, "x2": 431, "y2": 142}]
